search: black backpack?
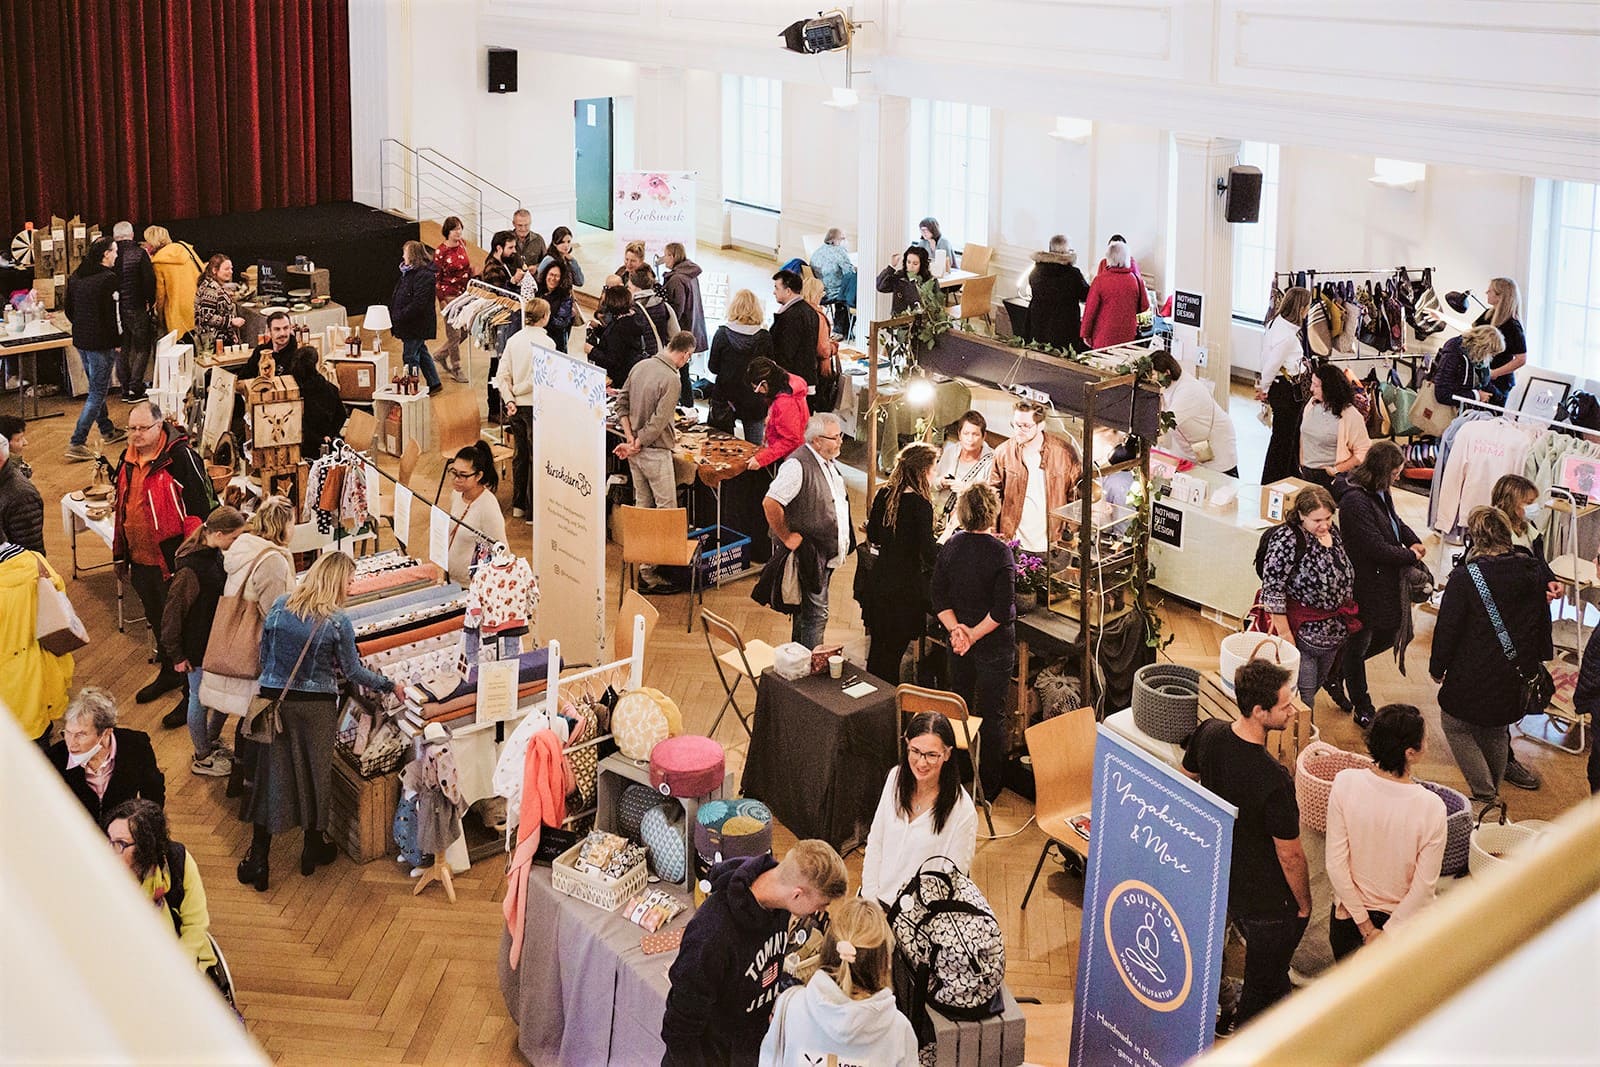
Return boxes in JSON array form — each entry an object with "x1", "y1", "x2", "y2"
[
  {"x1": 1253, "y1": 522, "x2": 1308, "y2": 581},
  {"x1": 162, "y1": 841, "x2": 189, "y2": 935}
]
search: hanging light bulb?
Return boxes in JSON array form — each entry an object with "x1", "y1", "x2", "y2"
[{"x1": 906, "y1": 374, "x2": 936, "y2": 408}]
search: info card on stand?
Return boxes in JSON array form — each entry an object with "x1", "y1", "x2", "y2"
[{"x1": 1070, "y1": 727, "x2": 1236, "y2": 1067}]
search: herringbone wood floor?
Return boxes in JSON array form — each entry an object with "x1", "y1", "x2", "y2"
[{"x1": 25, "y1": 352, "x2": 1589, "y2": 1064}]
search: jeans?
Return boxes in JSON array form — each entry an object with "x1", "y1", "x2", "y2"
[
  {"x1": 742, "y1": 417, "x2": 766, "y2": 447},
  {"x1": 792, "y1": 569, "x2": 836, "y2": 648},
  {"x1": 1294, "y1": 632, "x2": 1344, "y2": 708},
  {"x1": 72, "y1": 348, "x2": 118, "y2": 446},
  {"x1": 1439, "y1": 711, "x2": 1510, "y2": 803},
  {"x1": 1328, "y1": 906, "x2": 1389, "y2": 962},
  {"x1": 489, "y1": 319, "x2": 519, "y2": 419},
  {"x1": 117, "y1": 317, "x2": 153, "y2": 394},
  {"x1": 129, "y1": 562, "x2": 172, "y2": 669},
  {"x1": 401, "y1": 338, "x2": 441, "y2": 389},
  {"x1": 1233, "y1": 910, "x2": 1308, "y2": 1027},
  {"x1": 508, "y1": 409, "x2": 533, "y2": 512},
  {"x1": 437, "y1": 318, "x2": 468, "y2": 372},
  {"x1": 185, "y1": 669, "x2": 225, "y2": 758},
  {"x1": 950, "y1": 633, "x2": 1015, "y2": 801},
  {"x1": 1339, "y1": 624, "x2": 1397, "y2": 715}
]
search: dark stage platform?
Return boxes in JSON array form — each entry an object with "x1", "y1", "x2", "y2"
[{"x1": 160, "y1": 201, "x2": 418, "y2": 316}]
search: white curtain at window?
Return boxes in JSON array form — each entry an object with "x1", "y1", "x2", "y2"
[
  {"x1": 721, "y1": 75, "x2": 782, "y2": 211},
  {"x1": 1230, "y1": 141, "x2": 1280, "y2": 321}
]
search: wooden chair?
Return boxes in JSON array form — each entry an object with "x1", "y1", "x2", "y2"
[
  {"x1": 613, "y1": 589, "x2": 660, "y2": 672},
  {"x1": 340, "y1": 408, "x2": 378, "y2": 454},
  {"x1": 701, "y1": 608, "x2": 777, "y2": 744},
  {"x1": 397, "y1": 440, "x2": 421, "y2": 492},
  {"x1": 1021, "y1": 706, "x2": 1096, "y2": 908},
  {"x1": 431, "y1": 389, "x2": 513, "y2": 503},
  {"x1": 895, "y1": 683, "x2": 996, "y2": 836},
  {"x1": 959, "y1": 243, "x2": 994, "y2": 276},
  {"x1": 951, "y1": 275, "x2": 997, "y2": 333},
  {"x1": 614, "y1": 505, "x2": 702, "y2": 632}
]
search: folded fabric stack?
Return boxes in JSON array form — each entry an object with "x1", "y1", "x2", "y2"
[
  {"x1": 347, "y1": 561, "x2": 445, "y2": 605},
  {"x1": 403, "y1": 648, "x2": 554, "y2": 724}
]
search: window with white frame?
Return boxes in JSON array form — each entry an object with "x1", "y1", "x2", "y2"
[
  {"x1": 721, "y1": 75, "x2": 782, "y2": 212},
  {"x1": 907, "y1": 99, "x2": 990, "y2": 250},
  {"x1": 1230, "y1": 141, "x2": 1280, "y2": 322},
  {"x1": 1528, "y1": 179, "x2": 1600, "y2": 378}
]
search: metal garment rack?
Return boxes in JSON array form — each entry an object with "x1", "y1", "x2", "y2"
[
  {"x1": 1273, "y1": 266, "x2": 1436, "y2": 279},
  {"x1": 1277, "y1": 266, "x2": 1439, "y2": 386},
  {"x1": 326, "y1": 436, "x2": 507, "y2": 551}
]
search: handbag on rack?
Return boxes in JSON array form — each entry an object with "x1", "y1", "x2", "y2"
[
  {"x1": 203, "y1": 549, "x2": 283, "y2": 685},
  {"x1": 243, "y1": 620, "x2": 323, "y2": 744},
  {"x1": 1411, "y1": 380, "x2": 1456, "y2": 438},
  {"x1": 35, "y1": 556, "x2": 90, "y2": 656},
  {"x1": 1465, "y1": 563, "x2": 1555, "y2": 719}
]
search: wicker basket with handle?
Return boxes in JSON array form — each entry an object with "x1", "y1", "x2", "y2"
[
  {"x1": 1218, "y1": 632, "x2": 1301, "y2": 692},
  {"x1": 1468, "y1": 802, "x2": 1546, "y2": 876},
  {"x1": 1416, "y1": 779, "x2": 1472, "y2": 877},
  {"x1": 1294, "y1": 741, "x2": 1374, "y2": 834},
  {"x1": 551, "y1": 843, "x2": 648, "y2": 911}
]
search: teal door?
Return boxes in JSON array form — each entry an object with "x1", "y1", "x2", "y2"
[{"x1": 575, "y1": 97, "x2": 613, "y2": 230}]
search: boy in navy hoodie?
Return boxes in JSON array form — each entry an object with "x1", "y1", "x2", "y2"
[{"x1": 662, "y1": 840, "x2": 848, "y2": 1066}]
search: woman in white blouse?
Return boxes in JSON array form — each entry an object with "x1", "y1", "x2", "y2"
[
  {"x1": 1258, "y1": 286, "x2": 1311, "y2": 484},
  {"x1": 933, "y1": 410, "x2": 995, "y2": 537},
  {"x1": 860, "y1": 713, "x2": 979, "y2": 907},
  {"x1": 1151, "y1": 350, "x2": 1239, "y2": 477}
]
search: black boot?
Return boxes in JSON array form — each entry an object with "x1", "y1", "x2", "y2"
[
  {"x1": 136, "y1": 666, "x2": 185, "y2": 705},
  {"x1": 160, "y1": 682, "x2": 189, "y2": 729},
  {"x1": 301, "y1": 831, "x2": 339, "y2": 875},
  {"x1": 237, "y1": 828, "x2": 271, "y2": 892},
  {"x1": 1321, "y1": 681, "x2": 1353, "y2": 714}
]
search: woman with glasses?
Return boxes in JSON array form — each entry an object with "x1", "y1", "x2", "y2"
[
  {"x1": 104, "y1": 798, "x2": 218, "y2": 973},
  {"x1": 859, "y1": 712, "x2": 977, "y2": 908},
  {"x1": 447, "y1": 441, "x2": 506, "y2": 586}
]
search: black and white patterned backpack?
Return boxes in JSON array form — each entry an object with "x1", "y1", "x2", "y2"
[{"x1": 887, "y1": 856, "x2": 1006, "y2": 1018}]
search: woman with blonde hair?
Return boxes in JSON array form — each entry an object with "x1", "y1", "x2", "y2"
[
  {"x1": 759, "y1": 897, "x2": 917, "y2": 1065},
  {"x1": 144, "y1": 225, "x2": 204, "y2": 338},
  {"x1": 1476, "y1": 278, "x2": 1526, "y2": 404},
  {"x1": 391, "y1": 239, "x2": 442, "y2": 394},
  {"x1": 801, "y1": 275, "x2": 841, "y2": 410},
  {"x1": 237, "y1": 551, "x2": 396, "y2": 891},
  {"x1": 1259, "y1": 286, "x2": 1313, "y2": 483},
  {"x1": 708, "y1": 288, "x2": 774, "y2": 443},
  {"x1": 1430, "y1": 324, "x2": 1504, "y2": 407},
  {"x1": 862, "y1": 442, "x2": 940, "y2": 682}
]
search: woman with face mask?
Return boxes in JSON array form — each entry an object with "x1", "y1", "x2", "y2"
[{"x1": 49, "y1": 686, "x2": 165, "y2": 824}]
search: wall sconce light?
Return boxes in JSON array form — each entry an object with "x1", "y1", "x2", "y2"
[
  {"x1": 1047, "y1": 116, "x2": 1094, "y2": 143},
  {"x1": 822, "y1": 87, "x2": 858, "y2": 109},
  {"x1": 1370, "y1": 158, "x2": 1427, "y2": 190}
]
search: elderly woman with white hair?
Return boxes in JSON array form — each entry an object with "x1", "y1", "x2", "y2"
[
  {"x1": 49, "y1": 686, "x2": 166, "y2": 824},
  {"x1": 1079, "y1": 239, "x2": 1149, "y2": 350}
]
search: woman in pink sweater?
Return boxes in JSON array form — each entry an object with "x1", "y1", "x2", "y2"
[{"x1": 1324, "y1": 704, "x2": 1448, "y2": 960}]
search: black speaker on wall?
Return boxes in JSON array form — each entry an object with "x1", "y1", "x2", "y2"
[
  {"x1": 1224, "y1": 165, "x2": 1263, "y2": 223},
  {"x1": 488, "y1": 48, "x2": 518, "y2": 94}
]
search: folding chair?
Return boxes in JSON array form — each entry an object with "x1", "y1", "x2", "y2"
[
  {"x1": 701, "y1": 608, "x2": 776, "y2": 743},
  {"x1": 895, "y1": 683, "x2": 996, "y2": 836}
]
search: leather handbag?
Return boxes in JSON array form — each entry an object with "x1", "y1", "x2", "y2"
[
  {"x1": 203, "y1": 549, "x2": 282, "y2": 683},
  {"x1": 34, "y1": 556, "x2": 90, "y2": 656},
  {"x1": 1411, "y1": 380, "x2": 1456, "y2": 437},
  {"x1": 243, "y1": 620, "x2": 322, "y2": 744}
]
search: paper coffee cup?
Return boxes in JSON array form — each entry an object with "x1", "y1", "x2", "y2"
[{"x1": 828, "y1": 655, "x2": 844, "y2": 679}]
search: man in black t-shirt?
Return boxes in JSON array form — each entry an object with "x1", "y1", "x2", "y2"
[{"x1": 1182, "y1": 658, "x2": 1311, "y2": 1031}]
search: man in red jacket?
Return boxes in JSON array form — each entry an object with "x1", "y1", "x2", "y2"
[{"x1": 112, "y1": 401, "x2": 213, "y2": 725}]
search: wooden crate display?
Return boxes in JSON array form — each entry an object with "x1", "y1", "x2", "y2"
[
  {"x1": 246, "y1": 373, "x2": 304, "y2": 477},
  {"x1": 1199, "y1": 669, "x2": 1313, "y2": 766},
  {"x1": 328, "y1": 751, "x2": 400, "y2": 864}
]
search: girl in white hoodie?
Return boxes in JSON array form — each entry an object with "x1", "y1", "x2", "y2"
[
  {"x1": 198, "y1": 497, "x2": 295, "y2": 720},
  {"x1": 759, "y1": 898, "x2": 919, "y2": 1066}
]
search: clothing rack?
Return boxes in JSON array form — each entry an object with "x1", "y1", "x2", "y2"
[
  {"x1": 1457, "y1": 394, "x2": 1569, "y2": 431},
  {"x1": 466, "y1": 278, "x2": 522, "y2": 305},
  {"x1": 326, "y1": 437, "x2": 506, "y2": 548},
  {"x1": 1273, "y1": 266, "x2": 1436, "y2": 279}
]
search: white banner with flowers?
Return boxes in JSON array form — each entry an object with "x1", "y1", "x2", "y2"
[{"x1": 614, "y1": 171, "x2": 696, "y2": 262}]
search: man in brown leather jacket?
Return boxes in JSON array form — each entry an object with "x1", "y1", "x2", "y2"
[{"x1": 989, "y1": 400, "x2": 1080, "y2": 556}]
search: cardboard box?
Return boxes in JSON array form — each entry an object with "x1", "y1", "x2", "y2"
[{"x1": 1259, "y1": 477, "x2": 1316, "y2": 524}]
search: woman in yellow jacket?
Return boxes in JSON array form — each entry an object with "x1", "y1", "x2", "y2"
[
  {"x1": 0, "y1": 542, "x2": 75, "y2": 746},
  {"x1": 105, "y1": 798, "x2": 219, "y2": 973},
  {"x1": 144, "y1": 225, "x2": 204, "y2": 338}
]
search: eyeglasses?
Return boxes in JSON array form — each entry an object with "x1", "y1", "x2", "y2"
[
  {"x1": 126, "y1": 422, "x2": 158, "y2": 433},
  {"x1": 449, "y1": 469, "x2": 478, "y2": 479},
  {"x1": 815, "y1": 433, "x2": 842, "y2": 442},
  {"x1": 906, "y1": 746, "x2": 946, "y2": 764},
  {"x1": 108, "y1": 838, "x2": 134, "y2": 854}
]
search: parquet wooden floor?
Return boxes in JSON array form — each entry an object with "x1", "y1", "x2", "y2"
[{"x1": 22, "y1": 352, "x2": 1591, "y2": 1064}]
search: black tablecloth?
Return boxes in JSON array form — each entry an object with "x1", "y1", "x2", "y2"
[{"x1": 740, "y1": 665, "x2": 899, "y2": 849}]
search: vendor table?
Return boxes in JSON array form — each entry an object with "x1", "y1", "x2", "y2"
[
  {"x1": 498, "y1": 862, "x2": 683, "y2": 1065},
  {"x1": 1, "y1": 326, "x2": 72, "y2": 421},
  {"x1": 1144, "y1": 465, "x2": 1273, "y2": 624},
  {"x1": 674, "y1": 429, "x2": 764, "y2": 584},
  {"x1": 835, "y1": 363, "x2": 972, "y2": 472},
  {"x1": 60, "y1": 493, "x2": 142, "y2": 631},
  {"x1": 937, "y1": 269, "x2": 980, "y2": 291},
  {"x1": 741, "y1": 664, "x2": 899, "y2": 851},
  {"x1": 236, "y1": 299, "x2": 348, "y2": 343}
]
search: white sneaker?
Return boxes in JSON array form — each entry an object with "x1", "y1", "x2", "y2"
[{"x1": 192, "y1": 752, "x2": 233, "y2": 777}]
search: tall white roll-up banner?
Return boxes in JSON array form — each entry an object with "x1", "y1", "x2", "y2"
[
  {"x1": 528, "y1": 342, "x2": 608, "y2": 664},
  {"x1": 614, "y1": 170, "x2": 696, "y2": 261}
]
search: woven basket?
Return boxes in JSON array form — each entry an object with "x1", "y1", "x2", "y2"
[
  {"x1": 551, "y1": 843, "x2": 648, "y2": 911},
  {"x1": 1294, "y1": 741, "x2": 1374, "y2": 834},
  {"x1": 1131, "y1": 664, "x2": 1201, "y2": 743},
  {"x1": 1219, "y1": 632, "x2": 1300, "y2": 692},
  {"x1": 1468, "y1": 808, "x2": 1545, "y2": 876},
  {"x1": 1416, "y1": 780, "x2": 1472, "y2": 877}
]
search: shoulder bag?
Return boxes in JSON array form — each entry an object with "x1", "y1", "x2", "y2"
[
  {"x1": 243, "y1": 618, "x2": 323, "y2": 744},
  {"x1": 1465, "y1": 563, "x2": 1554, "y2": 717},
  {"x1": 35, "y1": 555, "x2": 90, "y2": 656},
  {"x1": 1175, "y1": 385, "x2": 1218, "y2": 464},
  {"x1": 203, "y1": 549, "x2": 283, "y2": 681}
]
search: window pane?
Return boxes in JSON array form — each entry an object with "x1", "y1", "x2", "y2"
[
  {"x1": 1560, "y1": 181, "x2": 1595, "y2": 229},
  {"x1": 1556, "y1": 229, "x2": 1593, "y2": 305}
]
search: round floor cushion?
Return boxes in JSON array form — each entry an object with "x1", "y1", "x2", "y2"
[
  {"x1": 612, "y1": 687, "x2": 684, "y2": 761},
  {"x1": 640, "y1": 803, "x2": 688, "y2": 884},
  {"x1": 650, "y1": 735, "x2": 725, "y2": 798},
  {"x1": 618, "y1": 783, "x2": 664, "y2": 841}
]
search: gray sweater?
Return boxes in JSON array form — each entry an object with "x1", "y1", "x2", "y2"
[{"x1": 619, "y1": 353, "x2": 680, "y2": 450}]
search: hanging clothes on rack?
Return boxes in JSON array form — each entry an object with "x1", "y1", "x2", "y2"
[
  {"x1": 465, "y1": 545, "x2": 538, "y2": 637},
  {"x1": 402, "y1": 734, "x2": 467, "y2": 860},
  {"x1": 1431, "y1": 414, "x2": 1539, "y2": 534}
]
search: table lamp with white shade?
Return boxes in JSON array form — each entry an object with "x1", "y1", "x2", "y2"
[{"x1": 362, "y1": 305, "x2": 392, "y2": 353}]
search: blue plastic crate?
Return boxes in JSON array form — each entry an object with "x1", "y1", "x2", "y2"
[{"x1": 690, "y1": 525, "x2": 751, "y2": 583}]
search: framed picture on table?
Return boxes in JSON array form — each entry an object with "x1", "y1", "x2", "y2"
[{"x1": 1517, "y1": 374, "x2": 1570, "y2": 423}]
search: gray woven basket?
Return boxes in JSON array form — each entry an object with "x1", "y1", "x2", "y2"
[
  {"x1": 1417, "y1": 779, "x2": 1472, "y2": 877},
  {"x1": 1132, "y1": 663, "x2": 1201, "y2": 743}
]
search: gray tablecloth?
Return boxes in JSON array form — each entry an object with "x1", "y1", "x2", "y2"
[
  {"x1": 498, "y1": 863, "x2": 690, "y2": 1065},
  {"x1": 740, "y1": 665, "x2": 899, "y2": 849}
]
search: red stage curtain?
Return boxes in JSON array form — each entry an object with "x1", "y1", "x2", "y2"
[{"x1": 0, "y1": 0, "x2": 352, "y2": 229}]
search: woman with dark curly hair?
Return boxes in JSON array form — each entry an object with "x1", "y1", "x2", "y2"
[
  {"x1": 1298, "y1": 364, "x2": 1370, "y2": 487},
  {"x1": 104, "y1": 798, "x2": 217, "y2": 972}
]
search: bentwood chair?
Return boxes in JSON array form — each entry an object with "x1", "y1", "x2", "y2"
[
  {"x1": 340, "y1": 408, "x2": 378, "y2": 454},
  {"x1": 895, "y1": 684, "x2": 997, "y2": 836},
  {"x1": 951, "y1": 275, "x2": 998, "y2": 334},
  {"x1": 959, "y1": 243, "x2": 994, "y2": 277},
  {"x1": 614, "y1": 505, "x2": 702, "y2": 631},
  {"x1": 1021, "y1": 705, "x2": 1097, "y2": 908},
  {"x1": 432, "y1": 390, "x2": 513, "y2": 503},
  {"x1": 613, "y1": 589, "x2": 661, "y2": 673},
  {"x1": 701, "y1": 608, "x2": 777, "y2": 745}
]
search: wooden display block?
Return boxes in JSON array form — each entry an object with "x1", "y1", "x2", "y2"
[
  {"x1": 927, "y1": 985, "x2": 1027, "y2": 1067},
  {"x1": 287, "y1": 265, "x2": 331, "y2": 299},
  {"x1": 328, "y1": 751, "x2": 400, "y2": 864},
  {"x1": 596, "y1": 752, "x2": 732, "y2": 891}
]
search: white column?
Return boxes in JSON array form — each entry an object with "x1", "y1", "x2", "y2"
[
  {"x1": 854, "y1": 92, "x2": 911, "y2": 331},
  {"x1": 1168, "y1": 134, "x2": 1241, "y2": 393}
]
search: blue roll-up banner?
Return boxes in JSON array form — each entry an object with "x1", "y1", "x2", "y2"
[{"x1": 1070, "y1": 727, "x2": 1237, "y2": 1067}]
